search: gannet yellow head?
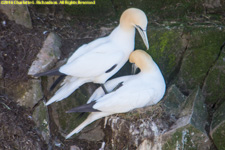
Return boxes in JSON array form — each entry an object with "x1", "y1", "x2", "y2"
[
  {"x1": 129, "y1": 50, "x2": 154, "y2": 72},
  {"x1": 120, "y1": 8, "x2": 149, "y2": 49}
]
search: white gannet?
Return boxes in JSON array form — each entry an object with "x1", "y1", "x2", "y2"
[
  {"x1": 65, "y1": 50, "x2": 166, "y2": 139},
  {"x1": 34, "y1": 8, "x2": 149, "y2": 106}
]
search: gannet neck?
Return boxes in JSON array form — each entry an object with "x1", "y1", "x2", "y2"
[
  {"x1": 109, "y1": 26, "x2": 135, "y2": 44},
  {"x1": 119, "y1": 8, "x2": 148, "y2": 31},
  {"x1": 129, "y1": 50, "x2": 154, "y2": 72}
]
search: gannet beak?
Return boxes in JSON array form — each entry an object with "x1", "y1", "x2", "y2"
[
  {"x1": 131, "y1": 63, "x2": 138, "y2": 75},
  {"x1": 135, "y1": 25, "x2": 149, "y2": 50}
]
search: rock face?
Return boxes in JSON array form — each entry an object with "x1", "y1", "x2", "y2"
[
  {"x1": 99, "y1": 87, "x2": 211, "y2": 149},
  {"x1": 32, "y1": 102, "x2": 50, "y2": 143},
  {"x1": 33, "y1": 10, "x2": 224, "y2": 150},
  {"x1": 1, "y1": 1, "x2": 225, "y2": 149},
  {"x1": 49, "y1": 83, "x2": 97, "y2": 136},
  {"x1": 175, "y1": 28, "x2": 225, "y2": 94},
  {"x1": 162, "y1": 85, "x2": 187, "y2": 115},
  {"x1": 0, "y1": 65, "x2": 3, "y2": 79},
  {"x1": 202, "y1": 44, "x2": 225, "y2": 105},
  {"x1": 146, "y1": 28, "x2": 187, "y2": 82},
  {"x1": 161, "y1": 87, "x2": 210, "y2": 150},
  {"x1": 1, "y1": 79, "x2": 43, "y2": 108},
  {"x1": 210, "y1": 101, "x2": 225, "y2": 149},
  {"x1": 0, "y1": 3, "x2": 32, "y2": 28},
  {"x1": 28, "y1": 32, "x2": 61, "y2": 76},
  {"x1": 17, "y1": 79, "x2": 43, "y2": 108}
]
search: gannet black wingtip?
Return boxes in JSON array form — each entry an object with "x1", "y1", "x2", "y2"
[
  {"x1": 66, "y1": 101, "x2": 101, "y2": 113},
  {"x1": 34, "y1": 68, "x2": 65, "y2": 77}
]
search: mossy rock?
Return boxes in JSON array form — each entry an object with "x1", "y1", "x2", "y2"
[
  {"x1": 50, "y1": 83, "x2": 97, "y2": 137},
  {"x1": 176, "y1": 28, "x2": 225, "y2": 93},
  {"x1": 162, "y1": 87, "x2": 210, "y2": 149},
  {"x1": 211, "y1": 101, "x2": 225, "y2": 130},
  {"x1": 211, "y1": 122, "x2": 225, "y2": 150},
  {"x1": 210, "y1": 101, "x2": 225, "y2": 149},
  {"x1": 2, "y1": 79, "x2": 43, "y2": 108},
  {"x1": 33, "y1": 102, "x2": 50, "y2": 142},
  {"x1": 162, "y1": 125, "x2": 210, "y2": 150},
  {"x1": 135, "y1": 27, "x2": 185, "y2": 82},
  {"x1": 202, "y1": 46, "x2": 225, "y2": 105}
]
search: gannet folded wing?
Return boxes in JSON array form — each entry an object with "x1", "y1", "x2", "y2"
[
  {"x1": 87, "y1": 75, "x2": 132, "y2": 103},
  {"x1": 67, "y1": 37, "x2": 108, "y2": 63},
  {"x1": 92, "y1": 84, "x2": 155, "y2": 113},
  {"x1": 60, "y1": 49, "x2": 124, "y2": 77}
]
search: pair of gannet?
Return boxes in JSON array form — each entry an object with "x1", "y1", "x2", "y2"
[
  {"x1": 65, "y1": 50, "x2": 166, "y2": 139},
  {"x1": 35, "y1": 8, "x2": 149, "y2": 106}
]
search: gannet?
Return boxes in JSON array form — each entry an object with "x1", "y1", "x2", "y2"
[
  {"x1": 65, "y1": 50, "x2": 166, "y2": 139},
  {"x1": 34, "y1": 8, "x2": 149, "y2": 106}
]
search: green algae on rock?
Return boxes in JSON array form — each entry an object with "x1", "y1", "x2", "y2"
[
  {"x1": 202, "y1": 45, "x2": 225, "y2": 105},
  {"x1": 210, "y1": 101, "x2": 225, "y2": 150},
  {"x1": 135, "y1": 28, "x2": 185, "y2": 81},
  {"x1": 176, "y1": 28, "x2": 225, "y2": 94},
  {"x1": 33, "y1": 102, "x2": 50, "y2": 143}
]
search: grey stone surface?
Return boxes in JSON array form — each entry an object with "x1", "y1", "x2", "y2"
[
  {"x1": 28, "y1": 32, "x2": 61, "y2": 76},
  {"x1": 78, "y1": 126, "x2": 105, "y2": 141},
  {"x1": 161, "y1": 87, "x2": 211, "y2": 149},
  {"x1": 70, "y1": 145, "x2": 81, "y2": 150},
  {"x1": 180, "y1": 87, "x2": 208, "y2": 133},
  {"x1": 162, "y1": 84, "x2": 187, "y2": 116},
  {"x1": 32, "y1": 101, "x2": 50, "y2": 143},
  {"x1": 137, "y1": 140, "x2": 152, "y2": 150},
  {"x1": 0, "y1": 3, "x2": 32, "y2": 28},
  {"x1": 17, "y1": 79, "x2": 43, "y2": 108}
]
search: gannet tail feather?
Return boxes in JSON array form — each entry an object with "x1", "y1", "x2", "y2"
[
  {"x1": 66, "y1": 101, "x2": 100, "y2": 113},
  {"x1": 50, "y1": 75, "x2": 66, "y2": 91},
  {"x1": 45, "y1": 78, "x2": 85, "y2": 106},
  {"x1": 34, "y1": 68, "x2": 65, "y2": 77},
  {"x1": 65, "y1": 112, "x2": 109, "y2": 139}
]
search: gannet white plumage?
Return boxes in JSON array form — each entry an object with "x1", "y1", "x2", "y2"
[
  {"x1": 34, "y1": 8, "x2": 149, "y2": 106},
  {"x1": 65, "y1": 50, "x2": 166, "y2": 139}
]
